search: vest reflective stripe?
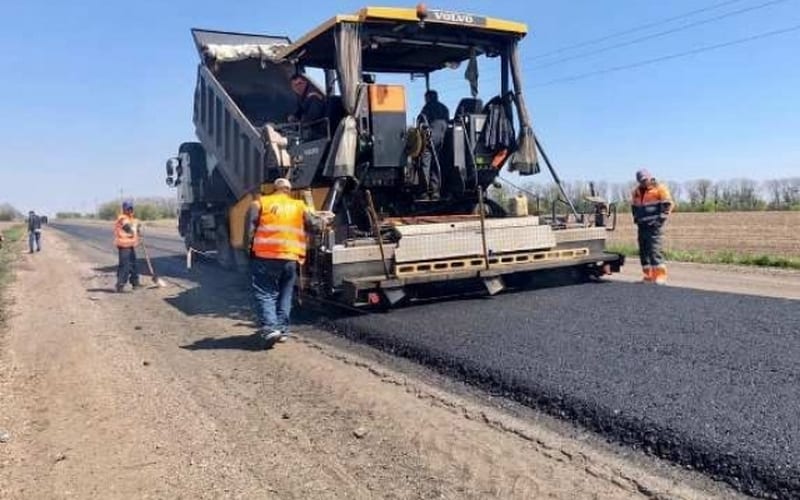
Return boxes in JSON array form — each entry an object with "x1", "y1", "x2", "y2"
[
  {"x1": 256, "y1": 224, "x2": 306, "y2": 237},
  {"x1": 252, "y1": 194, "x2": 308, "y2": 262},
  {"x1": 631, "y1": 184, "x2": 672, "y2": 222},
  {"x1": 114, "y1": 215, "x2": 139, "y2": 248},
  {"x1": 251, "y1": 237, "x2": 306, "y2": 252}
]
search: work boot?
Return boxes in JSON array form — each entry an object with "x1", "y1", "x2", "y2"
[
  {"x1": 653, "y1": 267, "x2": 667, "y2": 285},
  {"x1": 115, "y1": 284, "x2": 125, "y2": 293}
]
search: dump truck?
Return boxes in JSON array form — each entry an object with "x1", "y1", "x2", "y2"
[{"x1": 164, "y1": 5, "x2": 624, "y2": 307}]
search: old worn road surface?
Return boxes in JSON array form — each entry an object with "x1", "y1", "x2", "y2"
[{"x1": 3, "y1": 221, "x2": 797, "y2": 499}]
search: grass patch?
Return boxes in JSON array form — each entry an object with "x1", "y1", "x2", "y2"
[
  {"x1": 0, "y1": 225, "x2": 24, "y2": 284},
  {"x1": 0, "y1": 224, "x2": 25, "y2": 324},
  {"x1": 607, "y1": 243, "x2": 800, "y2": 270}
]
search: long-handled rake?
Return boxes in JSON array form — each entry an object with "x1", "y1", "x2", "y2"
[{"x1": 140, "y1": 237, "x2": 168, "y2": 288}]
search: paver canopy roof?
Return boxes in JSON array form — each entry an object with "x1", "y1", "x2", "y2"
[{"x1": 277, "y1": 6, "x2": 528, "y2": 73}]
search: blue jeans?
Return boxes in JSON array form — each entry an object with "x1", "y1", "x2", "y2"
[
  {"x1": 250, "y1": 258, "x2": 297, "y2": 334},
  {"x1": 28, "y1": 231, "x2": 41, "y2": 252}
]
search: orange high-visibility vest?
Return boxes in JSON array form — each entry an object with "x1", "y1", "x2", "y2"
[
  {"x1": 251, "y1": 193, "x2": 308, "y2": 263},
  {"x1": 114, "y1": 214, "x2": 139, "y2": 248},
  {"x1": 631, "y1": 183, "x2": 673, "y2": 224}
]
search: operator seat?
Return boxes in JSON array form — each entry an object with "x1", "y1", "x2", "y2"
[
  {"x1": 454, "y1": 97, "x2": 485, "y2": 146},
  {"x1": 454, "y1": 98, "x2": 483, "y2": 121},
  {"x1": 441, "y1": 98, "x2": 484, "y2": 196},
  {"x1": 453, "y1": 97, "x2": 499, "y2": 176}
]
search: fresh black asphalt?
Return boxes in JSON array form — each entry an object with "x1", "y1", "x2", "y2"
[
  {"x1": 329, "y1": 283, "x2": 800, "y2": 499},
  {"x1": 54, "y1": 222, "x2": 800, "y2": 499}
]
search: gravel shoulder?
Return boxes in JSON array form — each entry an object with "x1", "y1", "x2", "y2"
[
  {"x1": 611, "y1": 260, "x2": 800, "y2": 300},
  {"x1": 0, "y1": 228, "x2": 747, "y2": 499}
]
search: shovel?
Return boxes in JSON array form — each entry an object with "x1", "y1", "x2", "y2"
[{"x1": 139, "y1": 237, "x2": 168, "y2": 288}]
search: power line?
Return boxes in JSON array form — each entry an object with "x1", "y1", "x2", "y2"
[
  {"x1": 532, "y1": 23, "x2": 800, "y2": 87},
  {"x1": 432, "y1": 0, "x2": 795, "y2": 95},
  {"x1": 422, "y1": 0, "x2": 786, "y2": 94},
  {"x1": 533, "y1": 0, "x2": 793, "y2": 70},
  {"x1": 527, "y1": 0, "x2": 747, "y2": 61}
]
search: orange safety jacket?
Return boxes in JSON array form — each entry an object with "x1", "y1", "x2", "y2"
[
  {"x1": 251, "y1": 193, "x2": 309, "y2": 263},
  {"x1": 631, "y1": 183, "x2": 673, "y2": 225},
  {"x1": 114, "y1": 214, "x2": 140, "y2": 248}
]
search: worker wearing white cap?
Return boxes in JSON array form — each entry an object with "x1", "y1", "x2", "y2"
[{"x1": 245, "y1": 178, "x2": 333, "y2": 348}]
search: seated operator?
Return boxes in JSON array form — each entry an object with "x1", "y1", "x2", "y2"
[
  {"x1": 288, "y1": 74, "x2": 327, "y2": 138},
  {"x1": 418, "y1": 90, "x2": 449, "y2": 201}
]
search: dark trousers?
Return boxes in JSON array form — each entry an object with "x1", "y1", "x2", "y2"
[
  {"x1": 250, "y1": 258, "x2": 298, "y2": 333},
  {"x1": 116, "y1": 247, "x2": 140, "y2": 288},
  {"x1": 421, "y1": 123, "x2": 446, "y2": 197},
  {"x1": 637, "y1": 223, "x2": 665, "y2": 269}
]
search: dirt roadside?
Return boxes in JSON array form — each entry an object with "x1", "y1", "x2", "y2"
[
  {"x1": 611, "y1": 260, "x2": 800, "y2": 300},
  {"x1": 0, "y1": 231, "x2": 747, "y2": 499}
]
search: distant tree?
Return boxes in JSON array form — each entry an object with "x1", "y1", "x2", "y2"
[
  {"x1": 666, "y1": 181, "x2": 683, "y2": 204},
  {"x1": 97, "y1": 201, "x2": 120, "y2": 220},
  {"x1": 685, "y1": 179, "x2": 714, "y2": 210},
  {"x1": 487, "y1": 176, "x2": 795, "y2": 213},
  {"x1": 1, "y1": 205, "x2": 17, "y2": 221},
  {"x1": 55, "y1": 212, "x2": 83, "y2": 219},
  {"x1": 609, "y1": 181, "x2": 637, "y2": 210},
  {"x1": 735, "y1": 178, "x2": 763, "y2": 211},
  {"x1": 0, "y1": 203, "x2": 21, "y2": 221},
  {"x1": 780, "y1": 177, "x2": 800, "y2": 209},
  {"x1": 764, "y1": 179, "x2": 779, "y2": 208},
  {"x1": 95, "y1": 197, "x2": 177, "y2": 221}
]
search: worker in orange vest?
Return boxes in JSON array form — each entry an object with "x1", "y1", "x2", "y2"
[
  {"x1": 631, "y1": 169, "x2": 673, "y2": 284},
  {"x1": 114, "y1": 200, "x2": 142, "y2": 292},
  {"x1": 246, "y1": 178, "x2": 333, "y2": 348}
]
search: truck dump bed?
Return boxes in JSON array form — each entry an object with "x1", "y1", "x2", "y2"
[{"x1": 190, "y1": 29, "x2": 295, "y2": 200}]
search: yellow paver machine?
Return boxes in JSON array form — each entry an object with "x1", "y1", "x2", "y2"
[{"x1": 165, "y1": 5, "x2": 624, "y2": 307}]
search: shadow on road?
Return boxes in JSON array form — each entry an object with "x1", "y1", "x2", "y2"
[
  {"x1": 92, "y1": 255, "x2": 256, "y2": 321},
  {"x1": 164, "y1": 285, "x2": 254, "y2": 321},
  {"x1": 180, "y1": 334, "x2": 264, "y2": 352}
]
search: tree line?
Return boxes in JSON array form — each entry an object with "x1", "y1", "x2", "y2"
[
  {"x1": 52, "y1": 197, "x2": 178, "y2": 221},
  {"x1": 0, "y1": 203, "x2": 22, "y2": 222},
  {"x1": 4, "y1": 176, "x2": 799, "y2": 223},
  {"x1": 495, "y1": 177, "x2": 800, "y2": 212}
]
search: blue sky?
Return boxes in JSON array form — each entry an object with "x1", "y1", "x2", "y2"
[{"x1": 1, "y1": 0, "x2": 798, "y2": 215}]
